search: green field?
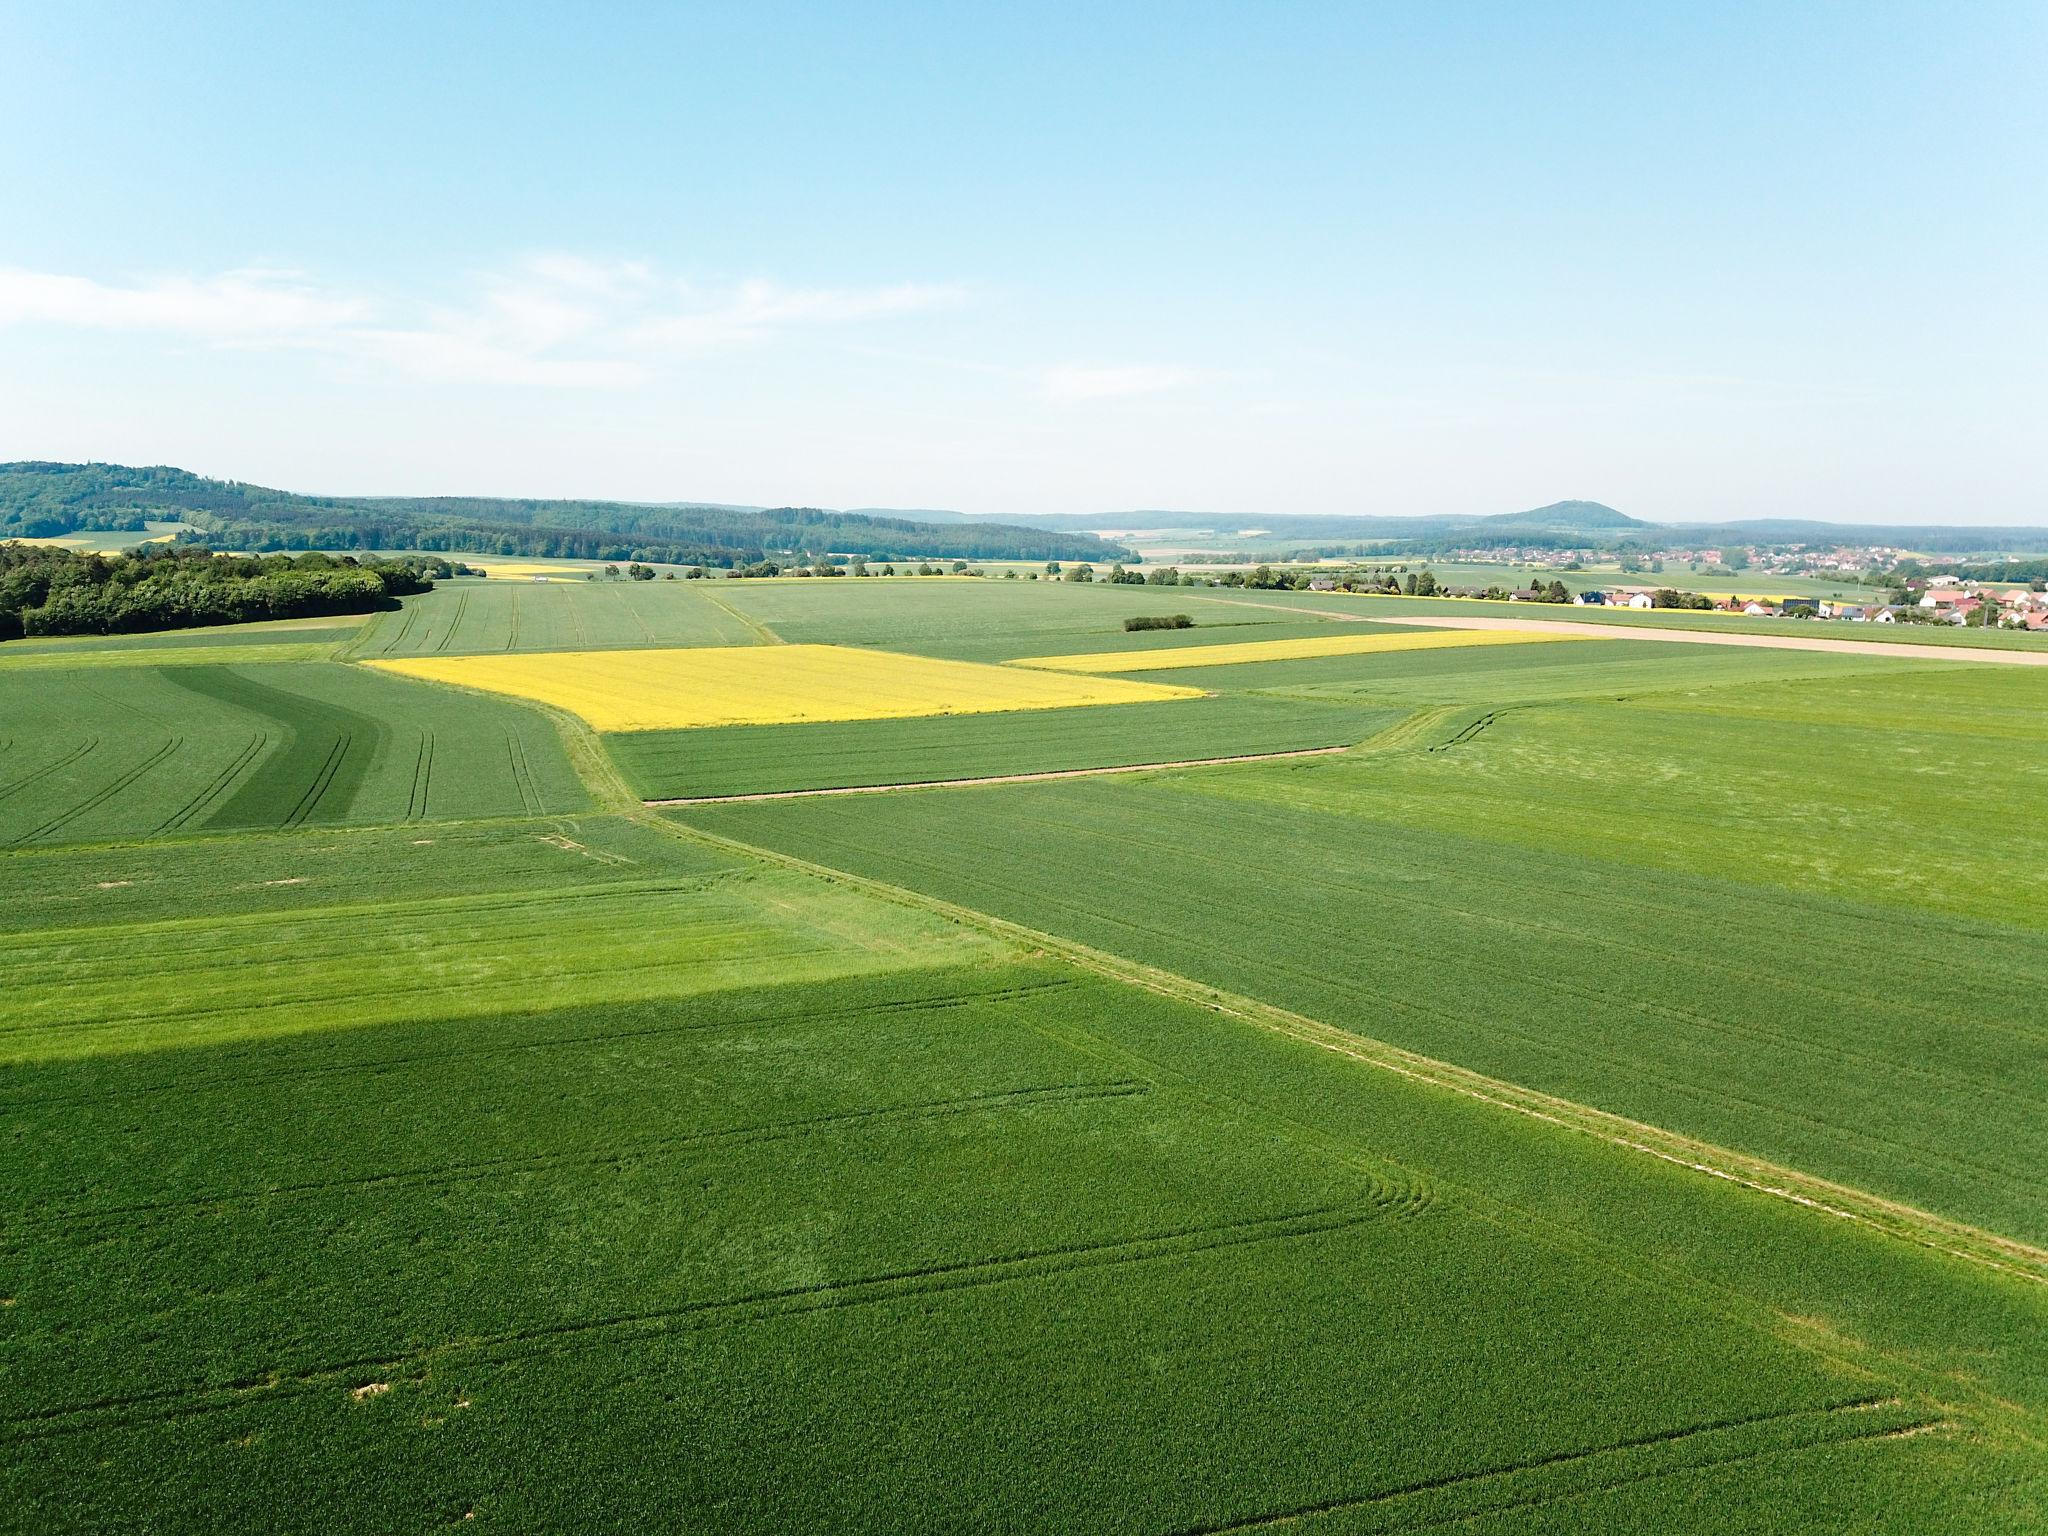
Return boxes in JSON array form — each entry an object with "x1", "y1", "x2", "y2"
[
  {"x1": 348, "y1": 578, "x2": 769, "y2": 657},
  {"x1": 4, "y1": 573, "x2": 2046, "y2": 1530},
  {"x1": 611, "y1": 693, "x2": 1403, "y2": 799},
  {"x1": 0, "y1": 660, "x2": 586, "y2": 845}
]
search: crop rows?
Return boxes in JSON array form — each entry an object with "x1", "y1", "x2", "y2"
[
  {"x1": 680, "y1": 754, "x2": 2048, "y2": 1247},
  {"x1": 610, "y1": 692, "x2": 1405, "y2": 799},
  {"x1": 0, "y1": 660, "x2": 589, "y2": 845},
  {"x1": 6, "y1": 582, "x2": 2046, "y2": 1530},
  {"x1": 7, "y1": 934, "x2": 1978, "y2": 1531},
  {"x1": 353, "y1": 579, "x2": 766, "y2": 658}
]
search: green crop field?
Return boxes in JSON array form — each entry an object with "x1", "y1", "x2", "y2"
[
  {"x1": 0, "y1": 660, "x2": 586, "y2": 845},
  {"x1": 349, "y1": 578, "x2": 771, "y2": 657},
  {"x1": 5, "y1": 572, "x2": 2047, "y2": 1530},
  {"x1": 611, "y1": 693, "x2": 1403, "y2": 799}
]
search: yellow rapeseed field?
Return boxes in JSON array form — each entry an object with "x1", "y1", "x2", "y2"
[
  {"x1": 366, "y1": 644, "x2": 1202, "y2": 731},
  {"x1": 1010, "y1": 628, "x2": 1596, "y2": 673},
  {"x1": 469, "y1": 562, "x2": 595, "y2": 579}
]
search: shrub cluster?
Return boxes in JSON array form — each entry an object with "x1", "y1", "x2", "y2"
[{"x1": 1124, "y1": 614, "x2": 1194, "y2": 631}]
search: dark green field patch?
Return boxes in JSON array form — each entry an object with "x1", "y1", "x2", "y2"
[
  {"x1": 168, "y1": 665, "x2": 390, "y2": 828},
  {"x1": 6, "y1": 960, "x2": 1994, "y2": 1533},
  {"x1": 0, "y1": 662, "x2": 588, "y2": 845}
]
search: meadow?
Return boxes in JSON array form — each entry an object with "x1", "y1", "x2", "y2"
[{"x1": 4, "y1": 572, "x2": 2046, "y2": 1530}]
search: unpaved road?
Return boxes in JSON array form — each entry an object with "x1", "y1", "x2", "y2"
[
  {"x1": 646, "y1": 744, "x2": 1353, "y2": 805},
  {"x1": 1366, "y1": 613, "x2": 2048, "y2": 665}
]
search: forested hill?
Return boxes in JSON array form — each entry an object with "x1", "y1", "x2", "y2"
[{"x1": 0, "y1": 463, "x2": 1131, "y2": 566}]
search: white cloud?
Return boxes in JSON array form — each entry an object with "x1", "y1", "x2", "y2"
[
  {"x1": 0, "y1": 267, "x2": 369, "y2": 340},
  {"x1": 1039, "y1": 364, "x2": 1219, "y2": 401},
  {"x1": 0, "y1": 258, "x2": 964, "y2": 388}
]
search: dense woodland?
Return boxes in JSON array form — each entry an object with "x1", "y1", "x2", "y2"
[
  {"x1": 0, "y1": 543, "x2": 445, "y2": 639},
  {"x1": 0, "y1": 463, "x2": 1128, "y2": 565}
]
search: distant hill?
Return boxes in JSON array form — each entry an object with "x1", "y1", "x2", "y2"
[
  {"x1": 1479, "y1": 500, "x2": 1645, "y2": 530},
  {"x1": 0, "y1": 463, "x2": 1130, "y2": 566},
  {"x1": 956, "y1": 500, "x2": 2048, "y2": 557},
  {"x1": 947, "y1": 499, "x2": 1647, "y2": 538}
]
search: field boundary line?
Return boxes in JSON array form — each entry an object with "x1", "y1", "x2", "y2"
[
  {"x1": 645, "y1": 745, "x2": 1357, "y2": 805},
  {"x1": 701, "y1": 588, "x2": 784, "y2": 645},
  {"x1": 657, "y1": 819, "x2": 2048, "y2": 1287}
]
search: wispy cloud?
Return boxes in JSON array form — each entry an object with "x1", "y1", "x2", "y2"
[
  {"x1": 0, "y1": 258, "x2": 966, "y2": 388},
  {"x1": 0, "y1": 267, "x2": 369, "y2": 339},
  {"x1": 1039, "y1": 364, "x2": 1221, "y2": 401}
]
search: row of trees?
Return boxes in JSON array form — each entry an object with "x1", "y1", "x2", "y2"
[{"x1": 0, "y1": 543, "x2": 442, "y2": 640}]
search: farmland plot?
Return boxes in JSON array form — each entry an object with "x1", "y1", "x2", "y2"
[
  {"x1": 7, "y1": 574, "x2": 2048, "y2": 1531},
  {"x1": 0, "y1": 661, "x2": 585, "y2": 845},
  {"x1": 1010, "y1": 626, "x2": 1590, "y2": 672},
  {"x1": 610, "y1": 693, "x2": 1404, "y2": 800},
  {"x1": 702, "y1": 575, "x2": 1355, "y2": 658},
  {"x1": 1183, "y1": 667, "x2": 2048, "y2": 926},
  {"x1": 6, "y1": 933, "x2": 2027, "y2": 1530},
  {"x1": 0, "y1": 816, "x2": 995, "y2": 1060},
  {"x1": 680, "y1": 753, "x2": 2048, "y2": 1248},
  {"x1": 350, "y1": 578, "x2": 765, "y2": 657},
  {"x1": 368, "y1": 644, "x2": 1199, "y2": 731}
]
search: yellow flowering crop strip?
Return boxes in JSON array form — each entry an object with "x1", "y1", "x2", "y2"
[
  {"x1": 366, "y1": 643, "x2": 1202, "y2": 732},
  {"x1": 468, "y1": 562, "x2": 595, "y2": 579},
  {"x1": 1009, "y1": 628, "x2": 1598, "y2": 674}
]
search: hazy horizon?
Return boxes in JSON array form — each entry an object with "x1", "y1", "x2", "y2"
[{"x1": 4, "y1": 3, "x2": 2042, "y2": 525}]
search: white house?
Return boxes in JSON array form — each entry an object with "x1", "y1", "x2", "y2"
[{"x1": 1625, "y1": 592, "x2": 1654, "y2": 609}]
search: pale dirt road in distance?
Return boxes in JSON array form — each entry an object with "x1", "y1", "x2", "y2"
[{"x1": 1366, "y1": 613, "x2": 2048, "y2": 666}]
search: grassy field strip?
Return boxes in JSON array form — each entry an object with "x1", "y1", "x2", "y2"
[
  {"x1": 0, "y1": 642, "x2": 342, "y2": 670},
  {"x1": 663, "y1": 817, "x2": 2048, "y2": 1285},
  {"x1": 0, "y1": 871, "x2": 1008, "y2": 1061},
  {"x1": 367, "y1": 643, "x2": 1203, "y2": 730},
  {"x1": 644, "y1": 744, "x2": 1358, "y2": 804},
  {"x1": 1009, "y1": 628, "x2": 1591, "y2": 673}
]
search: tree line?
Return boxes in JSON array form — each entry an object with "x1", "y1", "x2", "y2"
[{"x1": 0, "y1": 543, "x2": 448, "y2": 640}]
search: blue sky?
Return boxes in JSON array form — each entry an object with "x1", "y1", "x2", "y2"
[{"x1": 2, "y1": 2, "x2": 2041, "y2": 522}]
